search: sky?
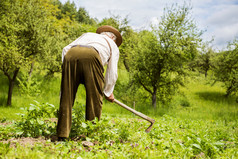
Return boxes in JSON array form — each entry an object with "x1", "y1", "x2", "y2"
[{"x1": 60, "y1": 0, "x2": 238, "y2": 50}]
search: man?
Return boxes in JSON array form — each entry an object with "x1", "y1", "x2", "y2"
[{"x1": 57, "y1": 25, "x2": 122, "y2": 140}]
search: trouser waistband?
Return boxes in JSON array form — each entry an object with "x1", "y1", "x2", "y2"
[{"x1": 71, "y1": 44, "x2": 98, "y2": 53}]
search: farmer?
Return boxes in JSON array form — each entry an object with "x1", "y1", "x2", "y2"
[{"x1": 57, "y1": 25, "x2": 122, "y2": 141}]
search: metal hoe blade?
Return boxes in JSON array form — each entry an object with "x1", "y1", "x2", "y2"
[{"x1": 114, "y1": 99, "x2": 155, "y2": 133}]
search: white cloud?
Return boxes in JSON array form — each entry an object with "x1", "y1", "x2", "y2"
[
  {"x1": 60, "y1": 0, "x2": 238, "y2": 50},
  {"x1": 187, "y1": 0, "x2": 238, "y2": 50},
  {"x1": 206, "y1": 4, "x2": 238, "y2": 26}
]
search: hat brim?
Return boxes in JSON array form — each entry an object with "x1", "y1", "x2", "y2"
[{"x1": 96, "y1": 25, "x2": 122, "y2": 47}]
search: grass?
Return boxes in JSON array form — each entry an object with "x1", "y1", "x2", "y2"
[
  {"x1": 167, "y1": 76, "x2": 238, "y2": 121},
  {"x1": 0, "y1": 71, "x2": 238, "y2": 158},
  {"x1": 0, "y1": 70, "x2": 132, "y2": 120},
  {"x1": 0, "y1": 72, "x2": 60, "y2": 120},
  {"x1": 0, "y1": 112, "x2": 237, "y2": 158},
  {"x1": 0, "y1": 70, "x2": 238, "y2": 122}
]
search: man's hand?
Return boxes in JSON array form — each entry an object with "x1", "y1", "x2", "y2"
[{"x1": 105, "y1": 93, "x2": 114, "y2": 102}]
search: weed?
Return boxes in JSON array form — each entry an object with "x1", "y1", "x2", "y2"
[
  {"x1": 17, "y1": 72, "x2": 42, "y2": 97},
  {"x1": 15, "y1": 101, "x2": 57, "y2": 137},
  {"x1": 0, "y1": 72, "x2": 238, "y2": 158}
]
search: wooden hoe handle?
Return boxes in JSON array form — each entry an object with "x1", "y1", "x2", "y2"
[{"x1": 114, "y1": 99, "x2": 155, "y2": 133}]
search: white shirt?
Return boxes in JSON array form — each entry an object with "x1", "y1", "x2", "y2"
[{"x1": 62, "y1": 32, "x2": 120, "y2": 97}]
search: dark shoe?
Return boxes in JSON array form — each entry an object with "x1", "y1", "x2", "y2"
[{"x1": 58, "y1": 137, "x2": 67, "y2": 141}]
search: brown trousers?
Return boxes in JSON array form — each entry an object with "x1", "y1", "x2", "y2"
[{"x1": 57, "y1": 46, "x2": 104, "y2": 137}]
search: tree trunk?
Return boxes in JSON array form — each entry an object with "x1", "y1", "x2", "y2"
[
  {"x1": 123, "y1": 57, "x2": 130, "y2": 72},
  {"x1": 225, "y1": 86, "x2": 232, "y2": 98},
  {"x1": 7, "y1": 79, "x2": 14, "y2": 106},
  {"x1": 7, "y1": 69, "x2": 19, "y2": 106},
  {"x1": 28, "y1": 62, "x2": 34, "y2": 80},
  {"x1": 152, "y1": 87, "x2": 157, "y2": 109}
]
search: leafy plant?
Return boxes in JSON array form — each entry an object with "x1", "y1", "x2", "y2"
[
  {"x1": 15, "y1": 101, "x2": 57, "y2": 137},
  {"x1": 179, "y1": 96, "x2": 191, "y2": 107},
  {"x1": 0, "y1": 123, "x2": 16, "y2": 140},
  {"x1": 0, "y1": 113, "x2": 237, "y2": 158},
  {"x1": 213, "y1": 39, "x2": 238, "y2": 97},
  {"x1": 17, "y1": 72, "x2": 42, "y2": 97},
  {"x1": 70, "y1": 104, "x2": 85, "y2": 137}
]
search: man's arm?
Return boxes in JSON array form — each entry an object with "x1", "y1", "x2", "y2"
[
  {"x1": 103, "y1": 45, "x2": 119, "y2": 97},
  {"x1": 105, "y1": 93, "x2": 114, "y2": 102}
]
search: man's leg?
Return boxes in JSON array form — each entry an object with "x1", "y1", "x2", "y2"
[
  {"x1": 83, "y1": 50, "x2": 104, "y2": 121},
  {"x1": 57, "y1": 46, "x2": 104, "y2": 137},
  {"x1": 57, "y1": 47, "x2": 82, "y2": 138}
]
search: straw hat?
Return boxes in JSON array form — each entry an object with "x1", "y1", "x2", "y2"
[{"x1": 96, "y1": 25, "x2": 122, "y2": 47}]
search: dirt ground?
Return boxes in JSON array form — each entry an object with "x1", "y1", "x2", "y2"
[{"x1": 1, "y1": 136, "x2": 48, "y2": 147}]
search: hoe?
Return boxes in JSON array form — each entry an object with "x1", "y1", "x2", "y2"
[{"x1": 114, "y1": 99, "x2": 155, "y2": 133}]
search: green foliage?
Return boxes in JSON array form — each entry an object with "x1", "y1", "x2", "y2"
[
  {"x1": 0, "y1": 0, "x2": 28, "y2": 72},
  {"x1": 17, "y1": 72, "x2": 42, "y2": 97},
  {"x1": 99, "y1": 16, "x2": 121, "y2": 29},
  {"x1": 53, "y1": 0, "x2": 97, "y2": 24},
  {"x1": 189, "y1": 42, "x2": 215, "y2": 77},
  {"x1": 155, "y1": 3, "x2": 202, "y2": 62},
  {"x1": 127, "y1": 3, "x2": 203, "y2": 108},
  {"x1": 76, "y1": 7, "x2": 97, "y2": 25},
  {"x1": 0, "y1": 114, "x2": 237, "y2": 158},
  {"x1": 99, "y1": 14, "x2": 133, "y2": 71},
  {"x1": 213, "y1": 39, "x2": 238, "y2": 97},
  {"x1": 70, "y1": 104, "x2": 85, "y2": 137},
  {"x1": 119, "y1": 28, "x2": 139, "y2": 71},
  {"x1": 43, "y1": 18, "x2": 97, "y2": 76},
  {"x1": 0, "y1": 0, "x2": 59, "y2": 105},
  {"x1": 60, "y1": 0, "x2": 77, "y2": 20},
  {"x1": 0, "y1": 0, "x2": 238, "y2": 158},
  {"x1": 0, "y1": 75, "x2": 237, "y2": 158},
  {"x1": 98, "y1": 14, "x2": 131, "y2": 36},
  {"x1": 0, "y1": 122, "x2": 16, "y2": 140},
  {"x1": 179, "y1": 96, "x2": 191, "y2": 107},
  {"x1": 0, "y1": 0, "x2": 97, "y2": 105},
  {"x1": 15, "y1": 101, "x2": 57, "y2": 137}
]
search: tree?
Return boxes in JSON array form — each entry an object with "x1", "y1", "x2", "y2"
[
  {"x1": 192, "y1": 45, "x2": 215, "y2": 77},
  {"x1": 99, "y1": 14, "x2": 133, "y2": 70},
  {"x1": 129, "y1": 3, "x2": 202, "y2": 108},
  {"x1": 119, "y1": 28, "x2": 139, "y2": 72},
  {"x1": 76, "y1": 7, "x2": 97, "y2": 25},
  {"x1": 40, "y1": 0, "x2": 99, "y2": 77},
  {"x1": 213, "y1": 39, "x2": 238, "y2": 97},
  {"x1": 0, "y1": 0, "x2": 55, "y2": 105},
  {"x1": 43, "y1": 22, "x2": 98, "y2": 76},
  {"x1": 61, "y1": 0, "x2": 77, "y2": 20}
]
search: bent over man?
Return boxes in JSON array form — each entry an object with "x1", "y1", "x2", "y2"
[{"x1": 57, "y1": 25, "x2": 122, "y2": 140}]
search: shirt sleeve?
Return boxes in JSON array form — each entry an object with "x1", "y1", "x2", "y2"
[{"x1": 103, "y1": 47, "x2": 119, "y2": 97}]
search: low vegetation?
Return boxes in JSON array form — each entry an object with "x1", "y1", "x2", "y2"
[
  {"x1": 0, "y1": 74, "x2": 237, "y2": 158},
  {"x1": 0, "y1": 0, "x2": 238, "y2": 158}
]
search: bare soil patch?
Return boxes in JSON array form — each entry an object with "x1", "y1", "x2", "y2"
[{"x1": 0, "y1": 137, "x2": 47, "y2": 147}]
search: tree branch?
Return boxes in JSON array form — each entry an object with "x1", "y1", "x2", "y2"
[{"x1": 138, "y1": 79, "x2": 153, "y2": 95}]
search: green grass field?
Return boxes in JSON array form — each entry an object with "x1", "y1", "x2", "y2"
[
  {"x1": 168, "y1": 76, "x2": 238, "y2": 121},
  {"x1": 0, "y1": 71, "x2": 237, "y2": 158}
]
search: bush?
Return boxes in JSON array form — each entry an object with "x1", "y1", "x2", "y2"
[
  {"x1": 15, "y1": 101, "x2": 57, "y2": 137},
  {"x1": 17, "y1": 72, "x2": 42, "y2": 97}
]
